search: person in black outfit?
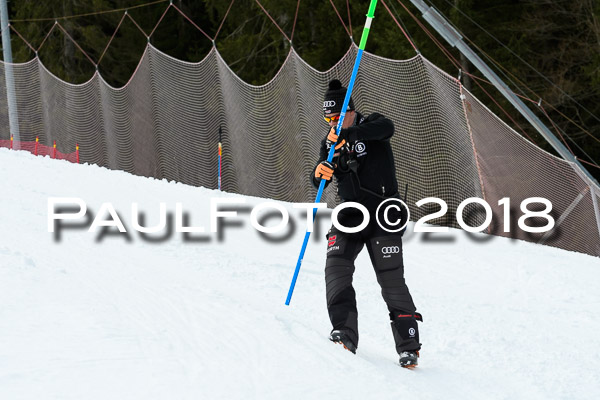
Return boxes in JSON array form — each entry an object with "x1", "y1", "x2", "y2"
[{"x1": 313, "y1": 79, "x2": 422, "y2": 368}]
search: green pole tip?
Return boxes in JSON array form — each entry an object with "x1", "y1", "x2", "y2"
[{"x1": 367, "y1": 0, "x2": 378, "y2": 18}]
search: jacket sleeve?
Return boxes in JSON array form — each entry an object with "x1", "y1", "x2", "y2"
[
  {"x1": 311, "y1": 137, "x2": 332, "y2": 189},
  {"x1": 341, "y1": 113, "x2": 394, "y2": 143}
]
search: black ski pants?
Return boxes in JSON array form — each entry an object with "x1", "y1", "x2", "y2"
[{"x1": 325, "y1": 207, "x2": 421, "y2": 354}]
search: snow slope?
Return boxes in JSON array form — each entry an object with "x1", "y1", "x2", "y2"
[{"x1": 1, "y1": 148, "x2": 599, "y2": 400}]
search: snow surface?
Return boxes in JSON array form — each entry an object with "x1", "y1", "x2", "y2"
[{"x1": 1, "y1": 147, "x2": 599, "y2": 400}]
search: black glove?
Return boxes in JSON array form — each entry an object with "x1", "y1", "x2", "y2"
[
  {"x1": 314, "y1": 160, "x2": 335, "y2": 181},
  {"x1": 326, "y1": 127, "x2": 347, "y2": 150}
]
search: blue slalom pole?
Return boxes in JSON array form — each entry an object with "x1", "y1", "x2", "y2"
[
  {"x1": 286, "y1": 0, "x2": 378, "y2": 305},
  {"x1": 218, "y1": 126, "x2": 222, "y2": 191}
]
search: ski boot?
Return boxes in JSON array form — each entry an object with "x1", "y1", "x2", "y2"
[
  {"x1": 329, "y1": 330, "x2": 357, "y2": 354},
  {"x1": 399, "y1": 350, "x2": 419, "y2": 369}
]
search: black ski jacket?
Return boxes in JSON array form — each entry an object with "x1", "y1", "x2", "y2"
[{"x1": 312, "y1": 112, "x2": 399, "y2": 210}]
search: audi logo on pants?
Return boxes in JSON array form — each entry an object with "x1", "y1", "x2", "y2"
[{"x1": 381, "y1": 246, "x2": 400, "y2": 254}]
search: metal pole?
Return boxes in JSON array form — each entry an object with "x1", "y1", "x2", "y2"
[
  {"x1": 408, "y1": 0, "x2": 599, "y2": 187},
  {"x1": 0, "y1": 0, "x2": 20, "y2": 149}
]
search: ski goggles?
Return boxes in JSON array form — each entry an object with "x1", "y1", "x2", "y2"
[{"x1": 324, "y1": 114, "x2": 341, "y2": 123}]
